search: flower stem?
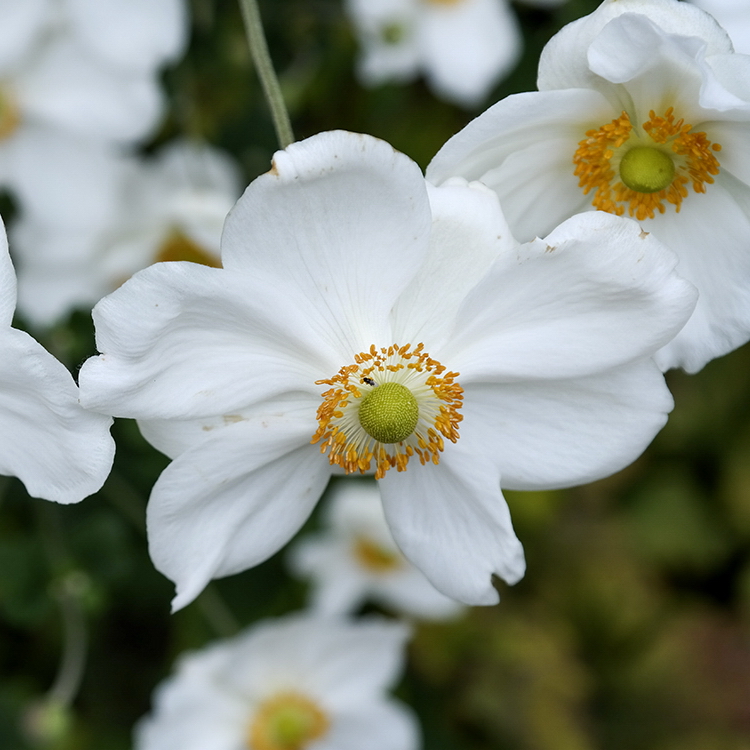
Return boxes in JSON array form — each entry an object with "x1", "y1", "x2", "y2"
[{"x1": 238, "y1": 0, "x2": 294, "y2": 149}]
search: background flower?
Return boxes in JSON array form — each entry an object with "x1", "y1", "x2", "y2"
[
  {"x1": 135, "y1": 615, "x2": 419, "y2": 750},
  {"x1": 289, "y1": 478, "x2": 465, "y2": 620}
]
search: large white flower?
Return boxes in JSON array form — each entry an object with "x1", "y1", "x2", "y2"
[
  {"x1": 0, "y1": 218, "x2": 113, "y2": 503},
  {"x1": 289, "y1": 478, "x2": 464, "y2": 620},
  {"x1": 135, "y1": 615, "x2": 418, "y2": 750},
  {"x1": 345, "y1": 0, "x2": 523, "y2": 107},
  {"x1": 12, "y1": 138, "x2": 240, "y2": 326},
  {"x1": 79, "y1": 130, "x2": 696, "y2": 610},
  {"x1": 428, "y1": 0, "x2": 750, "y2": 372}
]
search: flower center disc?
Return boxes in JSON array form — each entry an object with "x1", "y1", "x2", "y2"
[
  {"x1": 312, "y1": 343, "x2": 463, "y2": 479},
  {"x1": 0, "y1": 87, "x2": 20, "y2": 141},
  {"x1": 358, "y1": 382, "x2": 418, "y2": 444},
  {"x1": 353, "y1": 536, "x2": 402, "y2": 573},
  {"x1": 248, "y1": 693, "x2": 329, "y2": 750},
  {"x1": 619, "y1": 146, "x2": 675, "y2": 193},
  {"x1": 573, "y1": 107, "x2": 722, "y2": 220}
]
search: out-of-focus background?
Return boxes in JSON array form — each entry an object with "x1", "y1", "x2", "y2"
[{"x1": 1, "y1": 0, "x2": 749, "y2": 748}]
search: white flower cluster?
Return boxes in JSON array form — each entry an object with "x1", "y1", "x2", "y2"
[{"x1": 3, "y1": 0, "x2": 750, "y2": 747}]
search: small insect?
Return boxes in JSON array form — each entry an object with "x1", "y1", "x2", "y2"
[{"x1": 362, "y1": 377, "x2": 376, "y2": 387}]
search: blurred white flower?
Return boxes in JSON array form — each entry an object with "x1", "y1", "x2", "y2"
[
  {"x1": 0, "y1": 217, "x2": 113, "y2": 503},
  {"x1": 79, "y1": 131, "x2": 696, "y2": 611},
  {"x1": 345, "y1": 0, "x2": 522, "y2": 107},
  {"x1": 12, "y1": 139, "x2": 241, "y2": 326},
  {"x1": 135, "y1": 615, "x2": 419, "y2": 750},
  {"x1": 691, "y1": 0, "x2": 750, "y2": 54},
  {"x1": 289, "y1": 479, "x2": 465, "y2": 620},
  {"x1": 428, "y1": 0, "x2": 750, "y2": 372}
]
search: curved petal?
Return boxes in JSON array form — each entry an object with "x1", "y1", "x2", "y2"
[
  {"x1": 0, "y1": 220, "x2": 16, "y2": 325},
  {"x1": 138, "y1": 394, "x2": 319, "y2": 459},
  {"x1": 80, "y1": 262, "x2": 337, "y2": 420},
  {"x1": 372, "y1": 566, "x2": 465, "y2": 620},
  {"x1": 538, "y1": 0, "x2": 732, "y2": 92},
  {"x1": 651, "y1": 174, "x2": 750, "y2": 372},
  {"x1": 146, "y1": 415, "x2": 330, "y2": 611},
  {"x1": 426, "y1": 89, "x2": 613, "y2": 239},
  {"x1": 221, "y1": 131, "x2": 432, "y2": 355},
  {"x1": 0, "y1": 327, "x2": 114, "y2": 503},
  {"x1": 391, "y1": 179, "x2": 515, "y2": 350},
  {"x1": 463, "y1": 358, "x2": 674, "y2": 491},
  {"x1": 445, "y1": 211, "x2": 697, "y2": 382},
  {"x1": 379, "y1": 432, "x2": 525, "y2": 606},
  {"x1": 66, "y1": 0, "x2": 188, "y2": 73},
  {"x1": 419, "y1": 0, "x2": 521, "y2": 106},
  {"x1": 693, "y1": 0, "x2": 750, "y2": 55}
]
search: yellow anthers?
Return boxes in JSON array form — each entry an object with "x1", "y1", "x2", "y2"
[
  {"x1": 311, "y1": 343, "x2": 463, "y2": 480},
  {"x1": 154, "y1": 229, "x2": 222, "y2": 268},
  {"x1": 353, "y1": 536, "x2": 402, "y2": 573},
  {"x1": 573, "y1": 107, "x2": 722, "y2": 220},
  {"x1": 0, "y1": 86, "x2": 20, "y2": 141},
  {"x1": 248, "y1": 692, "x2": 329, "y2": 750}
]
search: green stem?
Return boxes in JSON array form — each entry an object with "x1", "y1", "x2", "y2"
[
  {"x1": 36, "y1": 504, "x2": 89, "y2": 710},
  {"x1": 238, "y1": 0, "x2": 294, "y2": 149}
]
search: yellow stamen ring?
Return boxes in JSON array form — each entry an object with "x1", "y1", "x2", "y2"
[
  {"x1": 248, "y1": 692, "x2": 329, "y2": 750},
  {"x1": 312, "y1": 343, "x2": 463, "y2": 480},
  {"x1": 573, "y1": 107, "x2": 722, "y2": 220}
]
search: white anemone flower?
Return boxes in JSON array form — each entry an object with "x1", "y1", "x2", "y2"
[
  {"x1": 79, "y1": 130, "x2": 696, "y2": 610},
  {"x1": 691, "y1": 0, "x2": 750, "y2": 54},
  {"x1": 428, "y1": 0, "x2": 750, "y2": 373},
  {"x1": 289, "y1": 478, "x2": 465, "y2": 620},
  {"x1": 345, "y1": 0, "x2": 523, "y2": 107},
  {"x1": 135, "y1": 615, "x2": 418, "y2": 750},
  {"x1": 0, "y1": 218, "x2": 113, "y2": 503},
  {"x1": 12, "y1": 139, "x2": 240, "y2": 326},
  {"x1": 0, "y1": 0, "x2": 187, "y2": 75}
]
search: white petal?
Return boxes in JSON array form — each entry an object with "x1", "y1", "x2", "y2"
[
  {"x1": 693, "y1": 0, "x2": 750, "y2": 55},
  {"x1": 650, "y1": 176, "x2": 750, "y2": 372},
  {"x1": 7, "y1": 127, "x2": 128, "y2": 228},
  {"x1": 138, "y1": 394, "x2": 319, "y2": 459},
  {"x1": 379, "y1": 434, "x2": 525, "y2": 606},
  {"x1": 18, "y1": 37, "x2": 163, "y2": 142},
  {"x1": 146, "y1": 416, "x2": 329, "y2": 611},
  {"x1": 221, "y1": 131, "x2": 432, "y2": 354},
  {"x1": 0, "y1": 0, "x2": 49, "y2": 73},
  {"x1": 419, "y1": 0, "x2": 521, "y2": 106},
  {"x1": 538, "y1": 0, "x2": 732, "y2": 92},
  {"x1": 292, "y1": 619, "x2": 412, "y2": 707},
  {"x1": 371, "y1": 565, "x2": 465, "y2": 620},
  {"x1": 445, "y1": 211, "x2": 697, "y2": 382},
  {"x1": 0, "y1": 327, "x2": 114, "y2": 503},
  {"x1": 220, "y1": 616, "x2": 411, "y2": 704},
  {"x1": 392, "y1": 179, "x2": 515, "y2": 349},
  {"x1": 0, "y1": 222, "x2": 16, "y2": 325},
  {"x1": 426, "y1": 89, "x2": 613, "y2": 240},
  {"x1": 323, "y1": 700, "x2": 419, "y2": 750},
  {"x1": 463, "y1": 358, "x2": 674, "y2": 490},
  {"x1": 65, "y1": 0, "x2": 188, "y2": 73},
  {"x1": 80, "y1": 262, "x2": 336, "y2": 420}
]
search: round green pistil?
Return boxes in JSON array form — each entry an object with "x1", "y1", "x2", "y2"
[
  {"x1": 619, "y1": 146, "x2": 675, "y2": 193},
  {"x1": 358, "y1": 382, "x2": 419, "y2": 444}
]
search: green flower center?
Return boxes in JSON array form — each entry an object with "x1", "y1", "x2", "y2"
[
  {"x1": 358, "y1": 382, "x2": 419, "y2": 444},
  {"x1": 381, "y1": 22, "x2": 406, "y2": 45},
  {"x1": 619, "y1": 146, "x2": 675, "y2": 194},
  {"x1": 248, "y1": 693, "x2": 329, "y2": 750}
]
